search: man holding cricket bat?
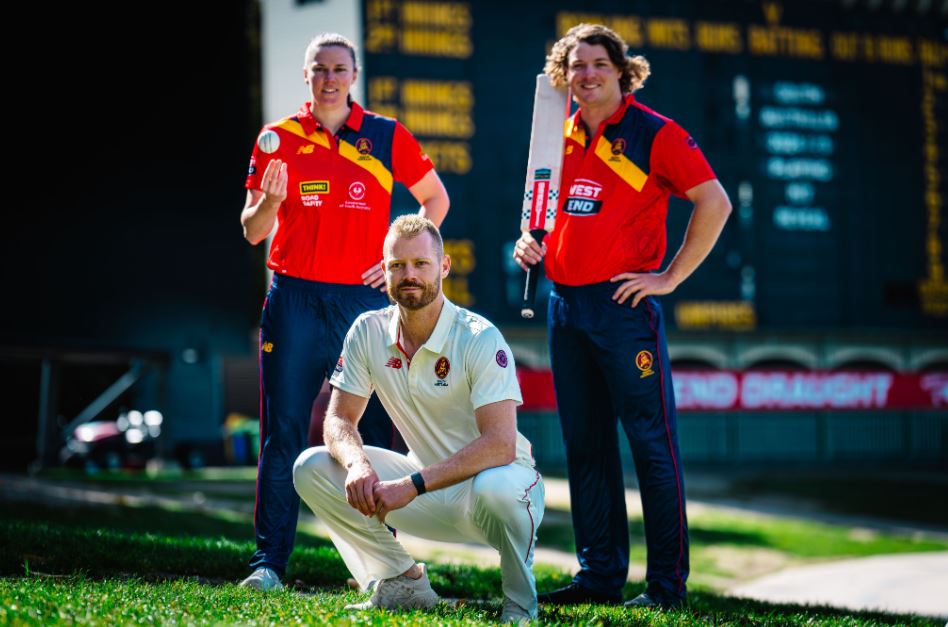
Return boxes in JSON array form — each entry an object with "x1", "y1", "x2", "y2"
[{"x1": 514, "y1": 23, "x2": 731, "y2": 609}]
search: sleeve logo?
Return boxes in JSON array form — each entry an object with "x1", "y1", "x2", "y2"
[{"x1": 496, "y1": 350, "x2": 508, "y2": 368}]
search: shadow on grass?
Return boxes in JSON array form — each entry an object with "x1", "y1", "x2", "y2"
[
  {"x1": 538, "y1": 507, "x2": 768, "y2": 554},
  {"x1": 0, "y1": 500, "x2": 328, "y2": 549}
]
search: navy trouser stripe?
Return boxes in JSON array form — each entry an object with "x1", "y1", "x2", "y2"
[
  {"x1": 548, "y1": 282, "x2": 689, "y2": 600},
  {"x1": 250, "y1": 275, "x2": 393, "y2": 576}
]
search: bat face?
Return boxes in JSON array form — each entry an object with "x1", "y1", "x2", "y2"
[
  {"x1": 519, "y1": 74, "x2": 569, "y2": 319},
  {"x1": 524, "y1": 168, "x2": 557, "y2": 231},
  {"x1": 521, "y1": 74, "x2": 569, "y2": 234}
]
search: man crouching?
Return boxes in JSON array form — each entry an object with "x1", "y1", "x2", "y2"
[{"x1": 293, "y1": 215, "x2": 545, "y2": 623}]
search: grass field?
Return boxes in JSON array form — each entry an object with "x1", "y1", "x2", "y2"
[{"x1": 1, "y1": 470, "x2": 945, "y2": 625}]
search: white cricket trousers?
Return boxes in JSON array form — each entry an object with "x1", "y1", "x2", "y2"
[{"x1": 293, "y1": 446, "x2": 545, "y2": 613}]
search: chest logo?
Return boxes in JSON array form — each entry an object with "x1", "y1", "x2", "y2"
[
  {"x1": 635, "y1": 350, "x2": 655, "y2": 378},
  {"x1": 564, "y1": 178, "x2": 603, "y2": 216},
  {"x1": 611, "y1": 138, "x2": 626, "y2": 156},
  {"x1": 296, "y1": 144, "x2": 315, "y2": 155},
  {"x1": 434, "y1": 356, "x2": 450, "y2": 380},
  {"x1": 300, "y1": 181, "x2": 329, "y2": 194},
  {"x1": 349, "y1": 181, "x2": 367, "y2": 201},
  {"x1": 356, "y1": 137, "x2": 373, "y2": 155},
  {"x1": 385, "y1": 356, "x2": 403, "y2": 370}
]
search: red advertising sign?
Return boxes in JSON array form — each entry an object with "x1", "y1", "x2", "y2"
[{"x1": 517, "y1": 368, "x2": 948, "y2": 412}]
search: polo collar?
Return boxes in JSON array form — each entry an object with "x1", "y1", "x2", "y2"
[
  {"x1": 566, "y1": 93, "x2": 635, "y2": 140},
  {"x1": 387, "y1": 297, "x2": 457, "y2": 355},
  {"x1": 296, "y1": 100, "x2": 365, "y2": 136}
]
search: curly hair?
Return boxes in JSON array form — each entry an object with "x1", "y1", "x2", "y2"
[{"x1": 544, "y1": 23, "x2": 650, "y2": 94}]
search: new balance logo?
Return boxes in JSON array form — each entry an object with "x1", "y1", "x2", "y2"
[{"x1": 385, "y1": 357, "x2": 403, "y2": 369}]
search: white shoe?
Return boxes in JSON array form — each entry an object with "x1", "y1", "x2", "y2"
[
  {"x1": 345, "y1": 563, "x2": 440, "y2": 610},
  {"x1": 239, "y1": 567, "x2": 283, "y2": 591},
  {"x1": 500, "y1": 596, "x2": 535, "y2": 624}
]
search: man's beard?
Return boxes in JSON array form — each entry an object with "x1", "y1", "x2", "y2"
[{"x1": 389, "y1": 278, "x2": 440, "y2": 310}]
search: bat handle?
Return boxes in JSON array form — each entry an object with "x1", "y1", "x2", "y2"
[{"x1": 520, "y1": 229, "x2": 548, "y2": 319}]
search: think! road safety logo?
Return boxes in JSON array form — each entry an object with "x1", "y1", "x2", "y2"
[{"x1": 635, "y1": 350, "x2": 655, "y2": 378}]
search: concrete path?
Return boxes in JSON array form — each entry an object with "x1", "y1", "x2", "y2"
[{"x1": 728, "y1": 551, "x2": 948, "y2": 620}]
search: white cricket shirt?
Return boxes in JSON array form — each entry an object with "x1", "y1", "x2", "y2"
[{"x1": 330, "y1": 298, "x2": 534, "y2": 468}]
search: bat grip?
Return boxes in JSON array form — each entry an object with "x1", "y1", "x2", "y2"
[{"x1": 520, "y1": 229, "x2": 548, "y2": 319}]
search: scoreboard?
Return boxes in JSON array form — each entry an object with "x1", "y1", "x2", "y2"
[{"x1": 361, "y1": 0, "x2": 947, "y2": 332}]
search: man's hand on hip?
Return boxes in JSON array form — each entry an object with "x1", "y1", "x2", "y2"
[
  {"x1": 610, "y1": 271, "x2": 679, "y2": 308},
  {"x1": 345, "y1": 461, "x2": 380, "y2": 516},
  {"x1": 373, "y1": 477, "x2": 418, "y2": 524}
]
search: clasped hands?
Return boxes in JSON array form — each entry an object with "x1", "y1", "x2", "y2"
[{"x1": 345, "y1": 462, "x2": 418, "y2": 524}]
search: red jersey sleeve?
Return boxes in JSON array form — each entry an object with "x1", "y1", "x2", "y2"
[
  {"x1": 244, "y1": 128, "x2": 279, "y2": 191},
  {"x1": 391, "y1": 122, "x2": 434, "y2": 188},
  {"x1": 651, "y1": 122, "x2": 716, "y2": 198}
]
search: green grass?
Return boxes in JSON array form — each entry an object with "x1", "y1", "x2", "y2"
[
  {"x1": 1, "y1": 575, "x2": 939, "y2": 626},
  {"x1": 0, "y1": 500, "x2": 943, "y2": 625},
  {"x1": 537, "y1": 507, "x2": 948, "y2": 559}
]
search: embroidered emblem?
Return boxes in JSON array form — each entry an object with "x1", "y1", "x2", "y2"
[{"x1": 635, "y1": 350, "x2": 655, "y2": 378}]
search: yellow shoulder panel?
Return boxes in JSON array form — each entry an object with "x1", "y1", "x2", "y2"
[{"x1": 594, "y1": 136, "x2": 648, "y2": 192}]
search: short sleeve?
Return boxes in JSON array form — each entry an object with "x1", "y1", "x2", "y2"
[
  {"x1": 651, "y1": 121, "x2": 716, "y2": 199},
  {"x1": 392, "y1": 122, "x2": 435, "y2": 188},
  {"x1": 245, "y1": 127, "x2": 280, "y2": 191},
  {"x1": 329, "y1": 319, "x2": 374, "y2": 399},
  {"x1": 466, "y1": 327, "x2": 523, "y2": 410}
]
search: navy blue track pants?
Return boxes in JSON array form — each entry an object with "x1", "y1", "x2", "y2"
[
  {"x1": 548, "y1": 281, "x2": 688, "y2": 602},
  {"x1": 250, "y1": 274, "x2": 395, "y2": 576}
]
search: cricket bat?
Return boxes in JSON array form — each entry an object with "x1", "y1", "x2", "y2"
[{"x1": 520, "y1": 74, "x2": 569, "y2": 319}]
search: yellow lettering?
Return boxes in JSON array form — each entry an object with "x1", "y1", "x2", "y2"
[
  {"x1": 402, "y1": 110, "x2": 474, "y2": 138},
  {"x1": 400, "y1": 29, "x2": 472, "y2": 58},
  {"x1": 401, "y1": 2, "x2": 471, "y2": 28},
  {"x1": 369, "y1": 77, "x2": 399, "y2": 104},
  {"x1": 674, "y1": 301, "x2": 757, "y2": 330},
  {"x1": 443, "y1": 276, "x2": 474, "y2": 306},
  {"x1": 831, "y1": 33, "x2": 860, "y2": 61},
  {"x1": 444, "y1": 240, "x2": 476, "y2": 274},
  {"x1": 365, "y1": 23, "x2": 398, "y2": 53},
  {"x1": 556, "y1": 12, "x2": 644, "y2": 47},
  {"x1": 762, "y1": 1, "x2": 783, "y2": 25},
  {"x1": 401, "y1": 80, "x2": 473, "y2": 108},
  {"x1": 420, "y1": 141, "x2": 472, "y2": 174},
  {"x1": 748, "y1": 25, "x2": 823, "y2": 59},
  {"x1": 646, "y1": 18, "x2": 691, "y2": 50},
  {"x1": 695, "y1": 22, "x2": 743, "y2": 53}
]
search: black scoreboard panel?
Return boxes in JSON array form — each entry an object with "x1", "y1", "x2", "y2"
[{"x1": 362, "y1": 0, "x2": 947, "y2": 331}]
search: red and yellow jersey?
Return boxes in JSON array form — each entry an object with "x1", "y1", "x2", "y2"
[
  {"x1": 246, "y1": 101, "x2": 433, "y2": 284},
  {"x1": 545, "y1": 94, "x2": 716, "y2": 286}
]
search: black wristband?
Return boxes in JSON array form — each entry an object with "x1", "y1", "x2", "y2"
[{"x1": 410, "y1": 471, "x2": 427, "y2": 496}]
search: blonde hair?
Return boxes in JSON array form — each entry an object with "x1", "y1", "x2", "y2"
[
  {"x1": 303, "y1": 32, "x2": 359, "y2": 70},
  {"x1": 384, "y1": 215, "x2": 444, "y2": 259},
  {"x1": 544, "y1": 23, "x2": 651, "y2": 94}
]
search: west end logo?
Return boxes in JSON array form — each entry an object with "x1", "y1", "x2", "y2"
[{"x1": 564, "y1": 178, "x2": 604, "y2": 216}]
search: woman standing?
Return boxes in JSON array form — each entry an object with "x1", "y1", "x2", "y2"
[{"x1": 239, "y1": 33, "x2": 449, "y2": 590}]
